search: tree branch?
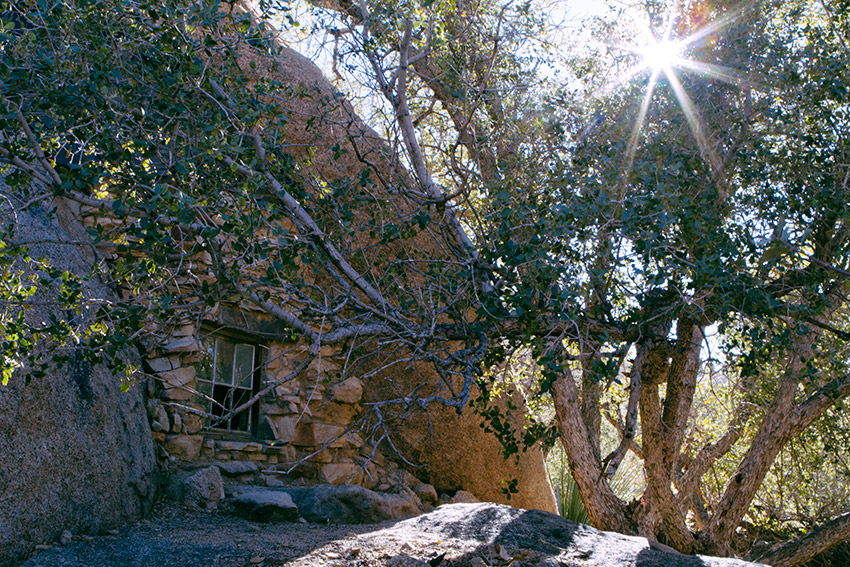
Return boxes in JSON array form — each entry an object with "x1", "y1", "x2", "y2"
[
  {"x1": 2, "y1": 97, "x2": 63, "y2": 187},
  {"x1": 677, "y1": 404, "x2": 752, "y2": 506},
  {"x1": 751, "y1": 513, "x2": 850, "y2": 567},
  {"x1": 602, "y1": 341, "x2": 644, "y2": 477},
  {"x1": 219, "y1": 153, "x2": 395, "y2": 315},
  {"x1": 792, "y1": 372, "x2": 850, "y2": 435},
  {"x1": 552, "y1": 350, "x2": 632, "y2": 535},
  {"x1": 661, "y1": 319, "x2": 703, "y2": 472}
]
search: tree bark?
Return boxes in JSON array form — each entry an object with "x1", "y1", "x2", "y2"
[
  {"x1": 552, "y1": 372, "x2": 633, "y2": 535},
  {"x1": 581, "y1": 354, "x2": 604, "y2": 462},
  {"x1": 660, "y1": 319, "x2": 702, "y2": 472},
  {"x1": 639, "y1": 342, "x2": 696, "y2": 553},
  {"x1": 752, "y1": 513, "x2": 850, "y2": 567}
]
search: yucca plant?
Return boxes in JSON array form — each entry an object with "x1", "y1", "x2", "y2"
[
  {"x1": 547, "y1": 442, "x2": 644, "y2": 524},
  {"x1": 547, "y1": 442, "x2": 590, "y2": 523}
]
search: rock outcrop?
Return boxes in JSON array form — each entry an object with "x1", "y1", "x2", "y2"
[
  {"x1": 20, "y1": 502, "x2": 767, "y2": 567},
  {"x1": 1, "y1": 15, "x2": 555, "y2": 567},
  {"x1": 0, "y1": 197, "x2": 158, "y2": 566}
]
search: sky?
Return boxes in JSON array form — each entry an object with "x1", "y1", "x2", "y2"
[
  {"x1": 561, "y1": 0, "x2": 611, "y2": 20},
  {"x1": 280, "y1": 0, "x2": 617, "y2": 63}
]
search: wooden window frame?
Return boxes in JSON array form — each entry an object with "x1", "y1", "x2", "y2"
[{"x1": 196, "y1": 330, "x2": 263, "y2": 438}]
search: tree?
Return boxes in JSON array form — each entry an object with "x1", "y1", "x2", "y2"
[
  {"x1": 1, "y1": 0, "x2": 849, "y2": 564},
  {"x1": 534, "y1": 2, "x2": 850, "y2": 559}
]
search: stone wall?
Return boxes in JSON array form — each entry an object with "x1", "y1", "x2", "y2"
[
  {"x1": 142, "y1": 305, "x2": 555, "y2": 514},
  {"x1": 145, "y1": 308, "x2": 394, "y2": 490}
]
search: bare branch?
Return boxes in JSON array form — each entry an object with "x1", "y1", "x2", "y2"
[
  {"x1": 219, "y1": 153, "x2": 395, "y2": 314},
  {"x1": 677, "y1": 404, "x2": 752, "y2": 506},
  {"x1": 0, "y1": 146, "x2": 56, "y2": 187},
  {"x1": 602, "y1": 342, "x2": 643, "y2": 477},
  {"x1": 2, "y1": 97, "x2": 63, "y2": 187}
]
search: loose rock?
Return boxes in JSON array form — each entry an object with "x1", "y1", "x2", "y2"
[
  {"x1": 232, "y1": 490, "x2": 299, "y2": 523},
  {"x1": 215, "y1": 461, "x2": 259, "y2": 477},
  {"x1": 284, "y1": 484, "x2": 422, "y2": 524},
  {"x1": 182, "y1": 466, "x2": 225, "y2": 510},
  {"x1": 411, "y1": 483, "x2": 438, "y2": 505},
  {"x1": 446, "y1": 490, "x2": 478, "y2": 504}
]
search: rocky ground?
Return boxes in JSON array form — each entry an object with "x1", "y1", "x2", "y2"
[{"x1": 21, "y1": 499, "x2": 765, "y2": 567}]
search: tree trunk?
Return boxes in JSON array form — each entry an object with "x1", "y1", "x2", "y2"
[
  {"x1": 639, "y1": 343, "x2": 696, "y2": 553},
  {"x1": 552, "y1": 373, "x2": 633, "y2": 535},
  {"x1": 752, "y1": 514, "x2": 850, "y2": 567},
  {"x1": 660, "y1": 319, "x2": 702, "y2": 472},
  {"x1": 581, "y1": 355, "x2": 604, "y2": 462},
  {"x1": 705, "y1": 325, "x2": 817, "y2": 556}
]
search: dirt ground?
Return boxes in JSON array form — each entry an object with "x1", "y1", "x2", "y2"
[
  {"x1": 21, "y1": 500, "x2": 764, "y2": 567},
  {"x1": 22, "y1": 499, "x2": 488, "y2": 567}
]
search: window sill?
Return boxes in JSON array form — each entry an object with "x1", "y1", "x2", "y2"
[{"x1": 201, "y1": 429, "x2": 254, "y2": 441}]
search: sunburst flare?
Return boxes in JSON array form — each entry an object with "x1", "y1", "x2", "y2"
[{"x1": 616, "y1": 2, "x2": 750, "y2": 181}]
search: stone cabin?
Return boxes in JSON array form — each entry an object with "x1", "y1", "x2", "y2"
[
  {"x1": 145, "y1": 303, "x2": 388, "y2": 489},
  {"x1": 139, "y1": 294, "x2": 555, "y2": 507}
]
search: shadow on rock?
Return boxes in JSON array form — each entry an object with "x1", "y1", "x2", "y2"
[
  {"x1": 20, "y1": 502, "x2": 767, "y2": 567},
  {"x1": 392, "y1": 503, "x2": 764, "y2": 567}
]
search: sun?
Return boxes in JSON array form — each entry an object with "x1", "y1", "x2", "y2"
[
  {"x1": 639, "y1": 38, "x2": 684, "y2": 72},
  {"x1": 610, "y1": 3, "x2": 750, "y2": 182}
]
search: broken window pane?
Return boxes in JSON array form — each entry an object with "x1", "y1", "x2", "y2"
[{"x1": 197, "y1": 335, "x2": 259, "y2": 433}]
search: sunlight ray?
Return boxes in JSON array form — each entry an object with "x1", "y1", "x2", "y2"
[
  {"x1": 675, "y1": 59, "x2": 752, "y2": 89},
  {"x1": 665, "y1": 69, "x2": 720, "y2": 174},
  {"x1": 622, "y1": 67, "x2": 661, "y2": 181},
  {"x1": 607, "y1": 1, "x2": 750, "y2": 185}
]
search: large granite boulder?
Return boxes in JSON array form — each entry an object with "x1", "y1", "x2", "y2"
[
  {"x1": 0, "y1": 197, "x2": 158, "y2": 566},
  {"x1": 397, "y1": 503, "x2": 764, "y2": 567},
  {"x1": 362, "y1": 362, "x2": 557, "y2": 513}
]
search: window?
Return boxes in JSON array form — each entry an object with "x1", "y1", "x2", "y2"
[{"x1": 196, "y1": 335, "x2": 261, "y2": 433}]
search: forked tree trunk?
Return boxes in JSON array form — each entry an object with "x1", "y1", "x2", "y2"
[{"x1": 638, "y1": 340, "x2": 696, "y2": 553}]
